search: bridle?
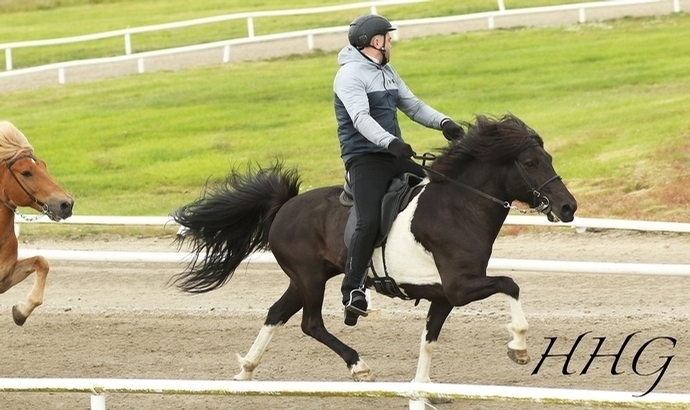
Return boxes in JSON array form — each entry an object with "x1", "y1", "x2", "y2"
[
  {"x1": 1, "y1": 154, "x2": 52, "y2": 221},
  {"x1": 411, "y1": 152, "x2": 562, "y2": 215}
]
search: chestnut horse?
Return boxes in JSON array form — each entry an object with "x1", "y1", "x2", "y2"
[
  {"x1": 172, "y1": 114, "x2": 577, "y2": 383},
  {"x1": 0, "y1": 121, "x2": 74, "y2": 325}
]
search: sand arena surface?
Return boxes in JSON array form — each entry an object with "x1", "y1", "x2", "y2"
[{"x1": 0, "y1": 229, "x2": 688, "y2": 409}]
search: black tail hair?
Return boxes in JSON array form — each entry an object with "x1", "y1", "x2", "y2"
[{"x1": 171, "y1": 162, "x2": 300, "y2": 293}]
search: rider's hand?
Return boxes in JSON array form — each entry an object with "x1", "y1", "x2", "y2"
[
  {"x1": 441, "y1": 119, "x2": 464, "y2": 141},
  {"x1": 388, "y1": 139, "x2": 415, "y2": 159}
]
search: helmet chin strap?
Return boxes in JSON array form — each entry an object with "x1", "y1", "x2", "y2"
[{"x1": 378, "y1": 46, "x2": 389, "y2": 65}]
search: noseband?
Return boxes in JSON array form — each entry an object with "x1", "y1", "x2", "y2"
[
  {"x1": 2, "y1": 154, "x2": 52, "y2": 220},
  {"x1": 513, "y1": 161, "x2": 562, "y2": 214},
  {"x1": 412, "y1": 153, "x2": 562, "y2": 215}
]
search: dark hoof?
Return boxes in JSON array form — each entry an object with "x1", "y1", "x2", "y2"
[
  {"x1": 12, "y1": 306, "x2": 26, "y2": 326},
  {"x1": 507, "y1": 348, "x2": 530, "y2": 365}
]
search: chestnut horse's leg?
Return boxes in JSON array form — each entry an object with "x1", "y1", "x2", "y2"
[{"x1": 0, "y1": 256, "x2": 50, "y2": 326}]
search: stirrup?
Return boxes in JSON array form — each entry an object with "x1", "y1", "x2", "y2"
[{"x1": 344, "y1": 289, "x2": 368, "y2": 317}]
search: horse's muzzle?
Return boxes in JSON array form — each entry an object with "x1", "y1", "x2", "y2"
[{"x1": 46, "y1": 197, "x2": 74, "y2": 221}]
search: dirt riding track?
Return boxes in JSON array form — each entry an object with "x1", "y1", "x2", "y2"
[{"x1": 0, "y1": 229, "x2": 688, "y2": 409}]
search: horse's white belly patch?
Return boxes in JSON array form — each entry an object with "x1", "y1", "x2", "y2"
[{"x1": 370, "y1": 185, "x2": 441, "y2": 286}]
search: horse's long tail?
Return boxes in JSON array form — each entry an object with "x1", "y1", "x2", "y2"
[{"x1": 171, "y1": 163, "x2": 300, "y2": 293}]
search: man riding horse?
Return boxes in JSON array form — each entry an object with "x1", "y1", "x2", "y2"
[{"x1": 333, "y1": 14, "x2": 464, "y2": 325}]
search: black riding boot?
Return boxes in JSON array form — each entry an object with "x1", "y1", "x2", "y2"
[{"x1": 342, "y1": 259, "x2": 368, "y2": 326}]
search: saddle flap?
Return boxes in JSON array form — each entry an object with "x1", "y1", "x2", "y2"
[{"x1": 343, "y1": 172, "x2": 424, "y2": 249}]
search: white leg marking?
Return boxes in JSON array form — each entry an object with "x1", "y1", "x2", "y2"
[
  {"x1": 506, "y1": 297, "x2": 529, "y2": 351},
  {"x1": 233, "y1": 324, "x2": 280, "y2": 380},
  {"x1": 351, "y1": 359, "x2": 374, "y2": 381},
  {"x1": 413, "y1": 329, "x2": 434, "y2": 383}
]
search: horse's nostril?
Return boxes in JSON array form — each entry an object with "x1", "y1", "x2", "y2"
[{"x1": 60, "y1": 200, "x2": 74, "y2": 215}]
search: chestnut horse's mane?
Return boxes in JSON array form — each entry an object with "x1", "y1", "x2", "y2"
[{"x1": 0, "y1": 121, "x2": 34, "y2": 163}]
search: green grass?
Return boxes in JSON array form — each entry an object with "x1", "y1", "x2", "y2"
[
  {"x1": 1, "y1": 0, "x2": 602, "y2": 69},
  {"x1": 2, "y1": 7, "x2": 689, "y2": 228}
]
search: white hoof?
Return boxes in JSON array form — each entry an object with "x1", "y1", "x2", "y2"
[
  {"x1": 233, "y1": 353, "x2": 255, "y2": 380},
  {"x1": 350, "y1": 360, "x2": 374, "y2": 381}
]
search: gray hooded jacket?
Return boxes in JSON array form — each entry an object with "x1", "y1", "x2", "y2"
[{"x1": 333, "y1": 45, "x2": 447, "y2": 166}]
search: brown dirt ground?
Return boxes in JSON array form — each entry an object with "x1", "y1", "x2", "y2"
[{"x1": 0, "y1": 229, "x2": 688, "y2": 409}]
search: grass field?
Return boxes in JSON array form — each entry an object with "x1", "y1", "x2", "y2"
[{"x1": 1, "y1": 2, "x2": 689, "y2": 231}]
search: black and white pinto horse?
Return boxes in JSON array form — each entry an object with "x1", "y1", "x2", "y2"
[{"x1": 172, "y1": 114, "x2": 577, "y2": 383}]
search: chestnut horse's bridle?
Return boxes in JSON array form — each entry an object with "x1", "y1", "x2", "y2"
[{"x1": 2, "y1": 154, "x2": 52, "y2": 220}]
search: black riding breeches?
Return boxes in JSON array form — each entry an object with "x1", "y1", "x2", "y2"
[{"x1": 341, "y1": 153, "x2": 425, "y2": 303}]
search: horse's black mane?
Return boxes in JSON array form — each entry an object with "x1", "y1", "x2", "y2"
[{"x1": 430, "y1": 114, "x2": 544, "y2": 181}]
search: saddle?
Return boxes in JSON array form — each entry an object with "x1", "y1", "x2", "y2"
[{"x1": 341, "y1": 172, "x2": 425, "y2": 299}]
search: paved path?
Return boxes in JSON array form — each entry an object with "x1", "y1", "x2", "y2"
[{"x1": 0, "y1": 0, "x2": 685, "y2": 92}]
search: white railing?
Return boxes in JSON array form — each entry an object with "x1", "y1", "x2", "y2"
[
  {"x1": 15, "y1": 215, "x2": 690, "y2": 276},
  {"x1": 0, "y1": 378, "x2": 688, "y2": 410},
  {"x1": 15, "y1": 214, "x2": 690, "y2": 233},
  {"x1": 2, "y1": 0, "x2": 681, "y2": 84},
  {"x1": 1, "y1": 0, "x2": 425, "y2": 71}
]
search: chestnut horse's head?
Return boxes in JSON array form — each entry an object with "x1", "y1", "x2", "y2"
[{"x1": 0, "y1": 121, "x2": 74, "y2": 221}]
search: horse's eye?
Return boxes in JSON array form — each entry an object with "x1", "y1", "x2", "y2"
[
  {"x1": 525, "y1": 161, "x2": 536, "y2": 167},
  {"x1": 21, "y1": 171, "x2": 32, "y2": 177}
]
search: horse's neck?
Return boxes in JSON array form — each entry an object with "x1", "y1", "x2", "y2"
[{"x1": 441, "y1": 163, "x2": 509, "y2": 237}]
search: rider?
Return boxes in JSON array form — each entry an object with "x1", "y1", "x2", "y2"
[{"x1": 333, "y1": 14, "x2": 464, "y2": 326}]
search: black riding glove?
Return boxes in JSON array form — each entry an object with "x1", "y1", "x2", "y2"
[
  {"x1": 388, "y1": 139, "x2": 415, "y2": 159},
  {"x1": 441, "y1": 119, "x2": 465, "y2": 141}
]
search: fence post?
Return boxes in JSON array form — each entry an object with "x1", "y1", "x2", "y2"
[
  {"x1": 497, "y1": 0, "x2": 506, "y2": 12},
  {"x1": 223, "y1": 45, "x2": 231, "y2": 63},
  {"x1": 674, "y1": 0, "x2": 680, "y2": 12},
  {"x1": 58, "y1": 67, "x2": 65, "y2": 84},
  {"x1": 409, "y1": 399, "x2": 426, "y2": 410},
  {"x1": 5, "y1": 48, "x2": 12, "y2": 71},
  {"x1": 91, "y1": 394, "x2": 106, "y2": 410},
  {"x1": 247, "y1": 17, "x2": 255, "y2": 38},
  {"x1": 124, "y1": 31, "x2": 132, "y2": 55}
]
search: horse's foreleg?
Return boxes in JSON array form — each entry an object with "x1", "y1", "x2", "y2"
[
  {"x1": 414, "y1": 300, "x2": 453, "y2": 384},
  {"x1": 444, "y1": 275, "x2": 530, "y2": 365},
  {"x1": 0, "y1": 256, "x2": 49, "y2": 326},
  {"x1": 504, "y1": 295, "x2": 530, "y2": 365},
  {"x1": 234, "y1": 282, "x2": 304, "y2": 380}
]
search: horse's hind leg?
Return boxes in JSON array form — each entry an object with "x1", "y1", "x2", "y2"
[
  {"x1": 0, "y1": 257, "x2": 49, "y2": 326},
  {"x1": 234, "y1": 280, "x2": 304, "y2": 380},
  {"x1": 299, "y1": 284, "x2": 374, "y2": 382}
]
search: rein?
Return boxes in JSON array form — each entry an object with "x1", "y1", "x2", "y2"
[
  {"x1": 1, "y1": 154, "x2": 51, "y2": 221},
  {"x1": 410, "y1": 153, "x2": 560, "y2": 215}
]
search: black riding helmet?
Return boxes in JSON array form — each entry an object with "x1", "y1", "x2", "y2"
[{"x1": 348, "y1": 14, "x2": 397, "y2": 49}]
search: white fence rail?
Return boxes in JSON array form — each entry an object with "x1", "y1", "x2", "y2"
[
  {"x1": 1, "y1": 378, "x2": 689, "y2": 410},
  {"x1": 15, "y1": 215, "x2": 690, "y2": 276},
  {"x1": 1, "y1": 0, "x2": 683, "y2": 85},
  {"x1": 1, "y1": 0, "x2": 424, "y2": 71},
  {"x1": 16, "y1": 214, "x2": 690, "y2": 232}
]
